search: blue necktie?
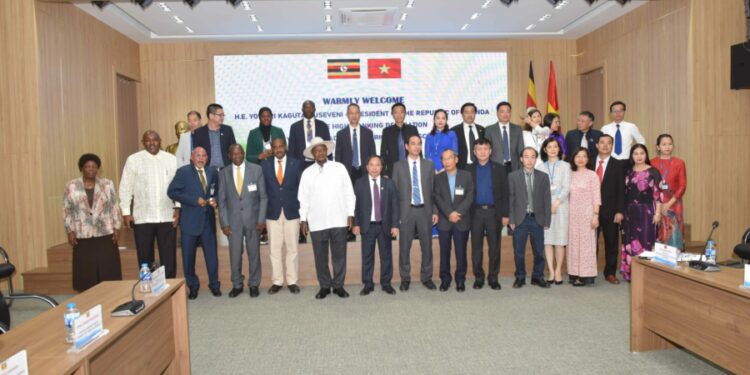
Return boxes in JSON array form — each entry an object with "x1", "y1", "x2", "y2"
[
  {"x1": 501, "y1": 126, "x2": 510, "y2": 162},
  {"x1": 615, "y1": 124, "x2": 622, "y2": 155},
  {"x1": 412, "y1": 161, "x2": 421, "y2": 205},
  {"x1": 306, "y1": 119, "x2": 313, "y2": 142},
  {"x1": 352, "y1": 128, "x2": 359, "y2": 168},
  {"x1": 397, "y1": 130, "x2": 405, "y2": 161}
]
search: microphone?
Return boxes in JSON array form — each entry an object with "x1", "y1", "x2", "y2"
[
  {"x1": 705, "y1": 220, "x2": 720, "y2": 246},
  {"x1": 111, "y1": 262, "x2": 158, "y2": 317}
]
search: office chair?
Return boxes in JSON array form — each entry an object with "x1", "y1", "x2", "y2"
[
  {"x1": 734, "y1": 228, "x2": 750, "y2": 264},
  {"x1": 0, "y1": 247, "x2": 58, "y2": 333}
]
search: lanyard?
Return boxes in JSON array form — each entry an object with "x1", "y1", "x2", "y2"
[
  {"x1": 546, "y1": 160, "x2": 558, "y2": 183},
  {"x1": 659, "y1": 157, "x2": 672, "y2": 180}
]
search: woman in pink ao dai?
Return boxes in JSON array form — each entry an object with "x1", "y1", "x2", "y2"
[{"x1": 567, "y1": 147, "x2": 601, "y2": 287}]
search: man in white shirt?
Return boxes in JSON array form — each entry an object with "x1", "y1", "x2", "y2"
[
  {"x1": 299, "y1": 137, "x2": 356, "y2": 299},
  {"x1": 450, "y1": 103, "x2": 486, "y2": 170},
  {"x1": 175, "y1": 110, "x2": 203, "y2": 167},
  {"x1": 119, "y1": 130, "x2": 179, "y2": 278},
  {"x1": 601, "y1": 101, "x2": 645, "y2": 160}
]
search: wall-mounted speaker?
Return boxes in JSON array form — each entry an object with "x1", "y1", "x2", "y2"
[{"x1": 731, "y1": 42, "x2": 750, "y2": 90}]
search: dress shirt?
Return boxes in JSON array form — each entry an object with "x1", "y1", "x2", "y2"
[
  {"x1": 447, "y1": 171, "x2": 457, "y2": 201},
  {"x1": 462, "y1": 123, "x2": 480, "y2": 165},
  {"x1": 232, "y1": 162, "x2": 245, "y2": 184},
  {"x1": 601, "y1": 121, "x2": 645, "y2": 160},
  {"x1": 524, "y1": 169, "x2": 534, "y2": 213},
  {"x1": 274, "y1": 156, "x2": 286, "y2": 177},
  {"x1": 119, "y1": 150, "x2": 178, "y2": 224},
  {"x1": 475, "y1": 161, "x2": 494, "y2": 205},
  {"x1": 298, "y1": 161, "x2": 356, "y2": 232},
  {"x1": 304, "y1": 117, "x2": 316, "y2": 147},
  {"x1": 369, "y1": 176, "x2": 381, "y2": 222},
  {"x1": 499, "y1": 122, "x2": 511, "y2": 163},
  {"x1": 595, "y1": 155, "x2": 612, "y2": 176},
  {"x1": 349, "y1": 124, "x2": 362, "y2": 163},
  {"x1": 407, "y1": 156, "x2": 424, "y2": 205},
  {"x1": 175, "y1": 132, "x2": 193, "y2": 168}
]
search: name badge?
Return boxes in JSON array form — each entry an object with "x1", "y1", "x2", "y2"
[
  {"x1": 248, "y1": 184, "x2": 258, "y2": 192},
  {"x1": 455, "y1": 187, "x2": 465, "y2": 196},
  {"x1": 660, "y1": 182, "x2": 669, "y2": 191},
  {"x1": 550, "y1": 184, "x2": 558, "y2": 191}
]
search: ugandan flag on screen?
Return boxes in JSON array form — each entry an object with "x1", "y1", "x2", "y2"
[{"x1": 327, "y1": 59, "x2": 361, "y2": 79}]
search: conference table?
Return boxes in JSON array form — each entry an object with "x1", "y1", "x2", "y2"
[
  {"x1": 0, "y1": 279, "x2": 189, "y2": 374},
  {"x1": 631, "y1": 258, "x2": 750, "y2": 373}
]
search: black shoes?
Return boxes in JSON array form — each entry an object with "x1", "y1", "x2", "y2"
[
  {"x1": 422, "y1": 280, "x2": 437, "y2": 290},
  {"x1": 473, "y1": 280, "x2": 484, "y2": 289},
  {"x1": 268, "y1": 285, "x2": 283, "y2": 295},
  {"x1": 228, "y1": 287, "x2": 243, "y2": 298},
  {"x1": 210, "y1": 288, "x2": 222, "y2": 297},
  {"x1": 315, "y1": 288, "x2": 331, "y2": 299},
  {"x1": 439, "y1": 282, "x2": 450, "y2": 292},
  {"x1": 382, "y1": 285, "x2": 397, "y2": 295},
  {"x1": 489, "y1": 281, "x2": 502, "y2": 290},
  {"x1": 399, "y1": 282, "x2": 410, "y2": 291},
  {"x1": 512, "y1": 279, "x2": 525, "y2": 289},
  {"x1": 456, "y1": 282, "x2": 466, "y2": 292},
  {"x1": 288, "y1": 284, "x2": 300, "y2": 294},
  {"x1": 260, "y1": 232, "x2": 269, "y2": 245},
  {"x1": 249, "y1": 287, "x2": 260, "y2": 297},
  {"x1": 359, "y1": 286, "x2": 374, "y2": 296},
  {"x1": 333, "y1": 288, "x2": 349, "y2": 298},
  {"x1": 188, "y1": 289, "x2": 198, "y2": 300},
  {"x1": 531, "y1": 278, "x2": 551, "y2": 288}
]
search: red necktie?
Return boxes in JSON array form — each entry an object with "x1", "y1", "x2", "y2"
[{"x1": 596, "y1": 160, "x2": 604, "y2": 183}]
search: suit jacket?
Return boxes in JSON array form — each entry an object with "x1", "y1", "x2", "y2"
[
  {"x1": 288, "y1": 118, "x2": 331, "y2": 165},
  {"x1": 451, "y1": 123, "x2": 485, "y2": 170},
  {"x1": 261, "y1": 156, "x2": 303, "y2": 220},
  {"x1": 193, "y1": 124, "x2": 237, "y2": 167},
  {"x1": 466, "y1": 161, "x2": 510, "y2": 219},
  {"x1": 167, "y1": 165, "x2": 218, "y2": 236},
  {"x1": 508, "y1": 169, "x2": 551, "y2": 228},
  {"x1": 380, "y1": 124, "x2": 419, "y2": 177},
  {"x1": 334, "y1": 125, "x2": 376, "y2": 175},
  {"x1": 565, "y1": 128, "x2": 602, "y2": 159},
  {"x1": 484, "y1": 122, "x2": 524, "y2": 171},
  {"x1": 591, "y1": 157, "x2": 625, "y2": 220},
  {"x1": 245, "y1": 125, "x2": 285, "y2": 165},
  {"x1": 434, "y1": 170, "x2": 474, "y2": 231},
  {"x1": 392, "y1": 158, "x2": 437, "y2": 224},
  {"x1": 218, "y1": 162, "x2": 268, "y2": 230},
  {"x1": 353, "y1": 175, "x2": 400, "y2": 234}
]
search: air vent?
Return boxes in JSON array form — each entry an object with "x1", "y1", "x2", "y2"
[{"x1": 339, "y1": 7, "x2": 398, "y2": 26}]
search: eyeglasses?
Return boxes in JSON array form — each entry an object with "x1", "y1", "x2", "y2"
[{"x1": 212, "y1": 113, "x2": 226, "y2": 117}]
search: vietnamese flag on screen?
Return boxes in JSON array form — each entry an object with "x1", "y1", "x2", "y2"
[{"x1": 368, "y1": 58, "x2": 401, "y2": 79}]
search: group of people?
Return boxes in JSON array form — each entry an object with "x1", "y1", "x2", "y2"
[{"x1": 63, "y1": 99, "x2": 686, "y2": 299}]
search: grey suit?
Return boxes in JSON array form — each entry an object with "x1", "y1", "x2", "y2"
[
  {"x1": 218, "y1": 162, "x2": 268, "y2": 288},
  {"x1": 434, "y1": 170, "x2": 474, "y2": 285},
  {"x1": 484, "y1": 122, "x2": 525, "y2": 171},
  {"x1": 392, "y1": 157, "x2": 437, "y2": 283},
  {"x1": 508, "y1": 168, "x2": 551, "y2": 280}
]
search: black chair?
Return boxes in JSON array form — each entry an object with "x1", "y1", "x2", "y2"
[
  {"x1": 734, "y1": 229, "x2": 750, "y2": 264},
  {"x1": 0, "y1": 247, "x2": 58, "y2": 333}
]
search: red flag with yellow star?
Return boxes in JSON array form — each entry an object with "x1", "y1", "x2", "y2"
[{"x1": 368, "y1": 58, "x2": 401, "y2": 79}]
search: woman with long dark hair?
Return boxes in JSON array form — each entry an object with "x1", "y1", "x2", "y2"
[{"x1": 651, "y1": 134, "x2": 686, "y2": 250}]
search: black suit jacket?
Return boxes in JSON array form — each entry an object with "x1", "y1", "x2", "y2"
[
  {"x1": 565, "y1": 128, "x2": 603, "y2": 159},
  {"x1": 193, "y1": 124, "x2": 237, "y2": 167},
  {"x1": 288, "y1": 118, "x2": 331, "y2": 166},
  {"x1": 466, "y1": 161, "x2": 510, "y2": 219},
  {"x1": 451, "y1": 123, "x2": 485, "y2": 170},
  {"x1": 353, "y1": 175, "x2": 400, "y2": 234},
  {"x1": 434, "y1": 170, "x2": 474, "y2": 231},
  {"x1": 334, "y1": 126, "x2": 376, "y2": 175},
  {"x1": 591, "y1": 157, "x2": 625, "y2": 220},
  {"x1": 380, "y1": 124, "x2": 419, "y2": 178}
]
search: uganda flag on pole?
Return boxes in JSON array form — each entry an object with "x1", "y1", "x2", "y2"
[
  {"x1": 368, "y1": 58, "x2": 401, "y2": 79},
  {"x1": 327, "y1": 59, "x2": 361, "y2": 79}
]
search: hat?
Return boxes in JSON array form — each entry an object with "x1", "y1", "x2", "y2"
[{"x1": 303, "y1": 137, "x2": 335, "y2": 160}]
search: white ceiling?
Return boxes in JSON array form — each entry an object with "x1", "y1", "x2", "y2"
[{"x1": 75, "y1": 0, "x2": 647, "y2": 43}]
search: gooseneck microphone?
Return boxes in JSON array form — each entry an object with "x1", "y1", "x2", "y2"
[{"x1": 705, "y1": 220, "x2": 720, "y2": 247}]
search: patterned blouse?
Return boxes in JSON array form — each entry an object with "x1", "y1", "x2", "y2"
[{"x1": 63, "y1": 177, "x2": 122, "y2": 239}]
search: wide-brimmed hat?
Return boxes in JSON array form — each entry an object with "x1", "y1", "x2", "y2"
[{"x1": 303, "y1": 137, "x2": 335, "y2": 159}]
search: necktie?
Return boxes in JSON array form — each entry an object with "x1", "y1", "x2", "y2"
[
  {"x1": 397, "y1": 130, "x2": 405, "y2": 161},
  {"x1": 596, "y1": 160, "x2": 604, "y2": 183},
  {"x1": 468, "y1": 125, "x2": 476, "y2": 163},
  {"x1": 615, "y1": 124, "x2": 622, "y2": 155},
  {"x1": 581, "y1": 132, "x2": 588, "y2": 149},
  {"x1": 306, "y1": 119, "x2": 313, "y2": 142},
  {"x1": 352, "y1": 128, "x2": 360, "y2": 168},
  {"x1": 198, "y1": 169, "x2": 207, "y2": 193},
  {"x1": 277, "y1": 159, "x2": 283, "y2": 185},
  {"x1": 235, "y1": 166, "x2": 243, "y2": 195},
  {"x1": 373, "y1": 179, "x2": 382, "y2": 221},
  {"x1": 501, "y1": 126, "x2": 510, "y2": 162},
  {"x1": 525, "y1": 172, "x2": 534, "y2": 213},
  {"x1": 412, "y1": 161, "x2": 421, "y2": 205}
]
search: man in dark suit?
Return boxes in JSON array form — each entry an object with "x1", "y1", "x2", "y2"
[
  {"x1": 466, "y1": 138, "x2": 510, "y2": 290},
  {"x1": 380, "y1": 102, "x2": 419, "y2": 178},
  {"x1": 590, "y1": 134, "x2": 625, "y2": 284},
  {"x1": 565, "y1": 111, "x2": 602, "y2": 159},
  {"x1": 434, "y1": 149, "x2": 474, "y2": 292},
  {"x1": 167, "y1": 147, "x2": 221, "y2": 299},
  {"x1": 218, "y1": 144, "x2": 267, "y2": 298},
  {"x1": 288, "y1": 100, "x2": 331, "y2": 168},
  {"x1": 352, "y1": 155, "x2": 400, "y2": 296},
  {"x1": 392, "y1": 134, "x2": 438, "y2": 291},
  {"x1": 261, "y1": 138, "x2": 304, "y2": 294},
  {"x1": 508, "y1": 147, "x2": 551, "y2": 289},
  {"x1": 484, "y1": 101, "x2": 525, "y2": 173},
  {"x1": 193, "y1": 103, "x2": 237, "y2": 169},
  {"x1": 335, "y1": 103, "x2": 377, "y2": 184},
  {"x1": 451, "y1": 102, "x2": 485, "y2": 170}
]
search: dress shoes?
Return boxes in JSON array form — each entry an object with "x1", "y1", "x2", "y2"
[
  {"x1": 249, "y1": 287, "x2": 260, "y2": 298},
  {"x1": 315, "y1": 288, "x2": 331, "y2": 299},
  {"x1": 359, "y1": 286, "x2": 374, "y2": 296},
  {"x1": 531, "y1": 278, "x2": 551, "y2": 288},
  {"x1": 188, "y1": 289, "x2": 198, "y2": 300},
  {"x1": 228, "y1": 287, "x2": 243, "y2": 298},
  {"x1": 489, "y1": 281, "x2": 502, "y2": 290},
  {"x1": 288, "y1": 284, "x2": 300, "y2": 294},
  {"x1": 439, "y1": 283, "x2": 450, "y2": 292},
  {"x1": 268, "y1": 284, "x2": 283, "y2": 295},
  {"x1": 422, "y1": 280, "x2": 437, "y2": 290},
  {"x1": 606, "y1": 275, "x2": 621, "y2": 285},
  {"x1": 456, "y1": 282, "x2": 466, "y2": 292},
  {"x1": 399, "y1": 282, "x2": 410, "y2": 291},
  {"x1": 473, "y1": 280, "x2": 484, "y2": 289},
  {"x1": 260, "y1": 232, "x2": 269, "y2": 245},
  {"x1": 210, "y1": 288, "x2": 222, "y2": 297},
  {"x1": 333, "y1": 288, "x2": 349, "y2": 298},
  {"x1": 382, "y1": 285, "x2": 397, "y2": 295},
  {"x1": 512, "y1": 279, "x2": 525, "y2": 289}
]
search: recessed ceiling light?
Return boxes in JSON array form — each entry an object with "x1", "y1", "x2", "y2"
[
  {"x1": 539, "y1": 14, "x2": 551, "y2": 21},
  {"x1": 256, "y1": 25, "x2": 263, "y2": 32},
  {"x1": 157, "y1": 2, "x2": 171, "y2": 11},
  {"x1": 525, "y1": 23, "x2": 536, "y2": 30},
  {"x1": 172, "y1": 15, "x2": 184, "y2": 24},
  {"x1": 553, "y1": 0, "x2": 568, "y2": 10},
  {"x1": 470, "y1": 12, "x2": 480, "y2": 20},
  {"x1": 185, "y1": 26, "x2": 194, "y2": 33},
  {"x1": 323, "y1": 1, "x2": 332, "y2": 10},
  {"x1": 481, "y1": 0, "x2": 492, "y2": 8},
  {"x1": 400, "y1": 13, "x2": 408, "y2": 21},
  {"x1": 183, "y1": 0, "x2": 199, "y2": 8},
  {"x1": 241, "y1": 1, "x2": 251, "y2": 10},
  {"x1": 249, "y1": 14, "x2": 258, "y2": 22},
  {"x1": 325, "y1": 14, "x2": 332, "y2": 23},
  {"x1": 461, "y1": 23, "x2": 469, "y2": 31},
  {"x1": 325, "y1": 25, "x2": 332, "y2": 32},
  {"x1": 406, "y1": 0, "x2": 415, "y2": 8},
  {"x1": 396, "y1": 23, "x2": 403, "y2": 31}
]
